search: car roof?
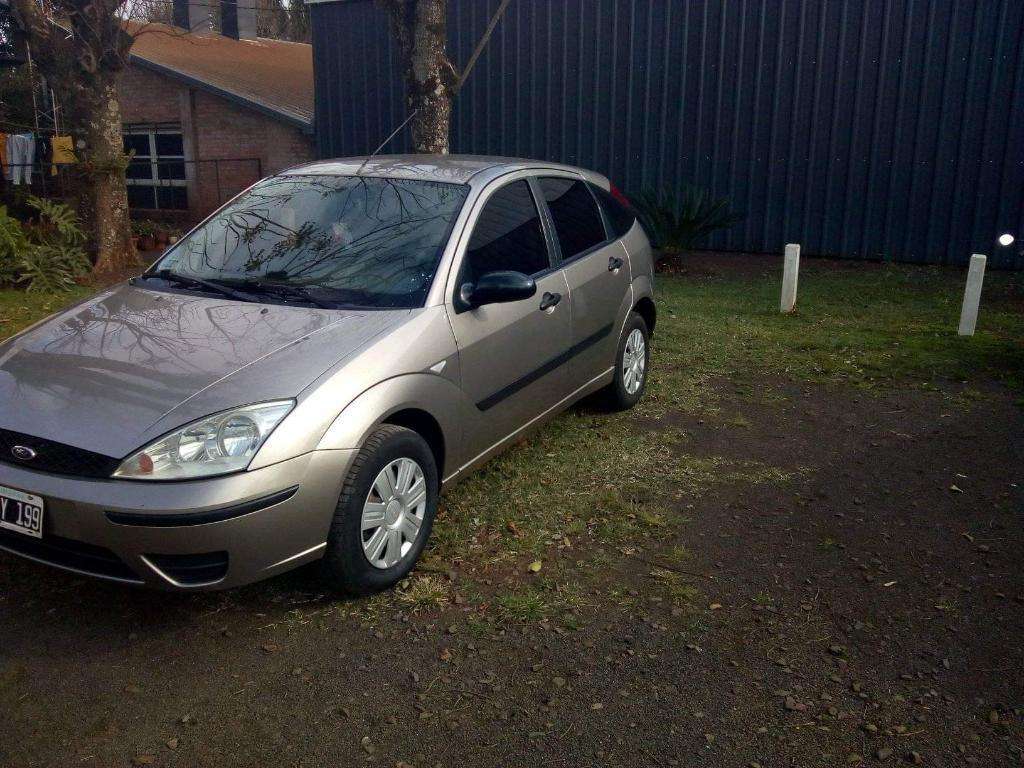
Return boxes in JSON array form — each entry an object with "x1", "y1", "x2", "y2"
[{"x1": 283, "y1": 154, "x2": 606, "y2": 187}]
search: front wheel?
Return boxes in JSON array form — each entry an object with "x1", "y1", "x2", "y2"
[
  {"x1": 320, "y1": 425, "x2": 438, "y2": 595},
  {"x1": 604, "y1": 311, "x2": 650, "y2": 411}
]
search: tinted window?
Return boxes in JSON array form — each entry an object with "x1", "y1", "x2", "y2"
[
  {"x1": 589, "y1": 183, "x2": 637, "y2": 239},
  {"x1": 463, "y1": 180, "x2": 549, "y2": 282},
  {"x1": 538, "y1": 177, "x2": 606, "y2": 260},
  {"x1": 154, "y1": 175, "x2": 469, "y2": 308}
]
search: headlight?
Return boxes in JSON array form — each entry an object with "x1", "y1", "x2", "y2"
[{"x1": 114, "y1": 401, "x2": 294, "y2": 480}]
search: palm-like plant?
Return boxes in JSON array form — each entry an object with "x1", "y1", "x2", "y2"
[
  {"x1": 632, "y1": 185, "x2": 744, "y2": 256},
  {"x1": 0, "y1": 197, "x2": 90, "y2": 291}
]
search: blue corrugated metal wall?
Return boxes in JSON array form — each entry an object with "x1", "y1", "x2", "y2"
[{"x1": 311, "y1": 0, "x2": 1024, "y2": 268}]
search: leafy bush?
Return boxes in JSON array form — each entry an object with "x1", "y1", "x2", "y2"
[
  {"x1": 131, "y1": 218, "x2": 158, "y2": 238},
  {"x1": 0, "y1": 197, "x2": 90, "y2": 292},
  {"x1": 632, "y1": 185, "x2": 744, "y2": 255}
]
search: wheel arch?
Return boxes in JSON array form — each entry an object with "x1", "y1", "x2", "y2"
[
  {"x1": 633, "y1": 295, "x2": 657, "y2": 336},
  {"x1": 317, "y1": 373, "x2": 466, "y2": 480},
  {"x1": 382, "y1": 408, "x2": 446, "y2": 479}
]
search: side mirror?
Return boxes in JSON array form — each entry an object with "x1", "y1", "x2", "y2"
[{"x1": 458, "y1": 270, "x2": 536, "y2": 310}]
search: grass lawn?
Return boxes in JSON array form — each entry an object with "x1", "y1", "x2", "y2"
[
  {"x1": 3, "y1": 257, "x2": 1024, "y2": 768},
  {"x1": 421, "y1": 257, "x2": 1024, "y2": 618},
  {"x1": 1, "y1": 259, "x2": 1022, "y2": 620}
]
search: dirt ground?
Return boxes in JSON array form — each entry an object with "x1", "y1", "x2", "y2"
[{"x1": 1, "y1": 258, "x2": 1022, "y2": 767}]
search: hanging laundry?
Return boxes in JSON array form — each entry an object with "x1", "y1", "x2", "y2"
[
  {"x1": 50, "y1": 135, "x2": 75, "y2": 175},
  {"x1": 35, "y1": 135, "x2": 51, "y2": 178},
  {"x1": 7, "y1": 134, "x2": 35, "y2": 185}
]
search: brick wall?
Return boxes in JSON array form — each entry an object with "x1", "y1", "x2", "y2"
[
  {"x1": 118, "y1": 64, "x2": 315, "y2": 220},
  {"x1": 120, "y1": 67, "x2": 185, "y2": 124}
]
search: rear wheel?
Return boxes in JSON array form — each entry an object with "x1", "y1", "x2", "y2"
[
  {"x1": 604, "y1": 311, "x2": 650, "y2": 411},
  {"x1": 320, "y1": 425, "x2": 438, "y2": 595}
]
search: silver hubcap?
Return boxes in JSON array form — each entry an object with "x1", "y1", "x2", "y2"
[
  {"x1": 622, "y1": 328, "x2": 646, "y2": 395},
  {"x1": 361, "y1": 457, "x2": 427, "y2": 570}
]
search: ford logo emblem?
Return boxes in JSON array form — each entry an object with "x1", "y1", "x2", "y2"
[{"x1": 11, "y1": 445, "x2": 36, "y2": 461}]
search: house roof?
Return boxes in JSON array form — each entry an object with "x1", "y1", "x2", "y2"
[{"x1": 128, "y1": 24, "x2": 313, "y2": 131}]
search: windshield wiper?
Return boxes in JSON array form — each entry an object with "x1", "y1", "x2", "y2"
[
  {"x1": 229, "y1": 280, "x2": 337, "y2": 310},
  {"x1": 145, "y1": 269, "x2": 260, "y2": 303}
]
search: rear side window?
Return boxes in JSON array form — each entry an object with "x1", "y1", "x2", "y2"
[
  {"x1": 538, "y1": 177, "x2": 606, "y2": 260},
  {"x1": 463, "y1": 180, "x2": 550, "y2": 281},
  {"x1": 589, "y1": 183, "x2": 637, "y2": 239}
]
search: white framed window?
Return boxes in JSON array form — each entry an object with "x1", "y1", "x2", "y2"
[{"x1": 123, "y1": 124, "x2": 188, "y2": 210}]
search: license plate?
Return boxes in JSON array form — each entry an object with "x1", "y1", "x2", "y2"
[{"x1": 0, "y1": 484, "x2": 44, "y2": 539}]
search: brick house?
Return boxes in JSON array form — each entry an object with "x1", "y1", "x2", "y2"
[{"x1": 119, "y1": 1, "x2": 314, "y2": 221}]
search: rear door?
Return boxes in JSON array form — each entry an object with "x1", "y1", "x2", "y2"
[
  {"x1": 536, "y1": 175, "x2": 632, "y2": 385},
  {"x1": 446, "y1": 176, "x2": 573, "y2": 456}
]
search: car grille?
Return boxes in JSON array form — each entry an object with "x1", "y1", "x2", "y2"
[
  {"x1": 0, "y1": 529, "x2": 142, "y2": 583},
  {"x1": 0, "y1": 428, "x2": 121, "y2": 479}
]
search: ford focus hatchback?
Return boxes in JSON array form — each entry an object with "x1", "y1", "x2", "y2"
[{"x1": 0, "y1": 156, "x2": 655, "y2": 593}]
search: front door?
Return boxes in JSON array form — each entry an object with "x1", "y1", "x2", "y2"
[
  {"x1": 447, "y1": 178, "x2": 573, "y2": 458},
  {"x1": 536, "y1": 176, "x2": 632, "y2": 383}
]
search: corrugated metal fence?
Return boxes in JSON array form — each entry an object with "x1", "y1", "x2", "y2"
[{"x1": 311, "y1": 0, "x2": 1024, "y2": 268}]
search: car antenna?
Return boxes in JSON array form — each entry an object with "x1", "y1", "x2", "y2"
[{"x1": 354, "y1": 108, "x2": 419, "y2": 176}]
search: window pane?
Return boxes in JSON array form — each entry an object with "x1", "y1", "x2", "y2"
[
  {"x1": 154, "y1": 133, "x2": 184, "y2": 157},
  {"x1": 123, "y1": 134, "x2": 150, "y2": 158},
  {"x1": 464, "y1": 180, "x2": 549, "y2": 281},
  {"x1": 156, "y1": 186, "x2": 188, "y2": 210},
  {"x1": 125, "y1": 158, "x2": 152, "y2": 180},
  {"x1": 157, "y1": 176, "x2": 469, "y2": 309},
  {"x1": 538, "y1": 177, "x2": 606, "y2": 260},
  {"x1": 127, "y1": 185, "x2": 156, "y2": 209},
  {"x1": 157, "y1": 160, "x2": 187, "y2": 181},
  {"x1": 589, "y1": 184, "x2": 636, "y2": 239}
]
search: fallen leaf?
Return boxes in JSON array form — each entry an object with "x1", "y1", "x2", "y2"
[{"x1": 527, "y1": 560, "x2": 542, "y2": 573}]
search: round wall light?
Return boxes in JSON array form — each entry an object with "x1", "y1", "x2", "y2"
[{"x1": 998, "y1": 233, "x2": 1015, "y2": 246}]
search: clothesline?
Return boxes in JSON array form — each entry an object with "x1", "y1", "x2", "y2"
[{"x1": 0, "y1": 118, "x2": 51, "y2": 134}]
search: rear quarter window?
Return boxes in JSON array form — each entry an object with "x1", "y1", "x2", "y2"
[{"x1": 588, "y1": 183, "x2": 637, "y2": 240}]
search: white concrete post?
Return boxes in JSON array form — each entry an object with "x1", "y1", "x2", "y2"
[
  {"x1": 780, "y1": 243, "x2": 800, "y2": 313},
  {"x1": 958, "y1": 253, "x2": 987, "y2": 336}
]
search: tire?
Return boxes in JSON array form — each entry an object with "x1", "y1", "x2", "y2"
[
  {"x1": 604, "y1": 311, "x2": 650, "y2": 411},
  {"x1": 320, "y1": 425, "x2": 438, "y2": 595}
]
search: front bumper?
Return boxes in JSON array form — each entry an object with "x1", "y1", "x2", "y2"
[{"x1": 0, "y1": 449, "x2": 355, "y2": 590}]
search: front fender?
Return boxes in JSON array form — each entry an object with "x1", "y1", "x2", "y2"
[{"x1": 316, "y1": 373, "x2": 470, "y2": 473}]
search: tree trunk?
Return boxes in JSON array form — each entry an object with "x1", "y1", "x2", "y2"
[
  {"x1": 83, "y1": 77, "x2": 136, "y2": 275},
  {"x1": 384, "y1": 0, "x2": 455, "y2": 154}
]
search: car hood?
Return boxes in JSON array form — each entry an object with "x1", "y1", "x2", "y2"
[{"x1": 0, "y1": 284, "x2": 410, "y2": 458}]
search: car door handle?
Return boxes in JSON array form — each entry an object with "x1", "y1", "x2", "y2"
[
  {"x1": 539, "y1": 291, "x2": 562, "y2": 311},
  {"x1": 608, "y1": 256, "x2": 625, "y2": 271}
]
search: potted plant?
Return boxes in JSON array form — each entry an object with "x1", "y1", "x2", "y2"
[{"x1": 132, "y1": 219, "x2": 157, "y2": 251}]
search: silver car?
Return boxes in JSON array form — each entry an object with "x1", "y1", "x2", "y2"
[{"x1": 0, "y1": 156, "x2": 655, "y2": 592}]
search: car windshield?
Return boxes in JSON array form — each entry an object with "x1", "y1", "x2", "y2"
[{"x1": 149, "y1": 174, "x2": 469, "y2": 309}]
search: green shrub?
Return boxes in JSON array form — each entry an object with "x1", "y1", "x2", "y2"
[
  {"x1": 632, "y1": 185, "x2": 743, "y2": 255},
  {"x1": 0, "y1": 197, "x2": 91, "y2": 292},
  {"x1": 131, "y1": 218, "x2": 158, "y2": 238}
]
